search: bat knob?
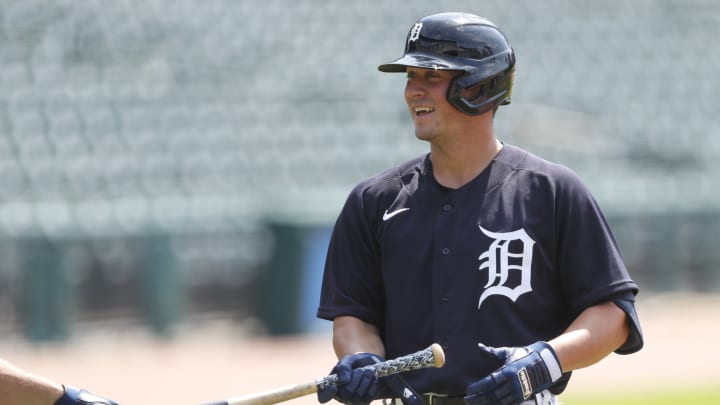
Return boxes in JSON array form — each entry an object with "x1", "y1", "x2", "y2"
[{"x1": 430, "y1": 343, "x2": 445, "y2": 368}]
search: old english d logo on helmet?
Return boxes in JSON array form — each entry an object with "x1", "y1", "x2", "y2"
[
  {"x1": 378, "y1": 12, "x2": 516, "y2": 116},
  {"x1": 408, "y1": 22, "x2": 423, "y2": 43}
]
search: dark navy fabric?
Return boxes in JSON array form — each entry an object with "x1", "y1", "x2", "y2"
[{"x1": 317, "y1": 144, "x2": 640, "y2": 395}]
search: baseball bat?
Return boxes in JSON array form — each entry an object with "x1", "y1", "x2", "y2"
[{"x1": 199, "y1": 343, "x2": 445, "y2": 405}]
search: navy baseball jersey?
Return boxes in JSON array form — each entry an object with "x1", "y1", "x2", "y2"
[{"x1": 317, "y1": 144, "x2": 641, "y2": 395}]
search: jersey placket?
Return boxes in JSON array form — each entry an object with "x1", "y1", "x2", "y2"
[{"x1": 431, "y1": 195, "x2": 457, "y2": 354}]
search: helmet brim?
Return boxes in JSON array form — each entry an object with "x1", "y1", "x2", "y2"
[{"x1": 378, "y1": 53, "x2": 464, "y2": 72}]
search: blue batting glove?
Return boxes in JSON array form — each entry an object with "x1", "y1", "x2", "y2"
[
  {"x1": 317, "y1": 353, "x2": 383, "y2": 405},
  {"x1": 464, "y1": 342, "x2": 563, "y2": 405},
  {"x1": 54, "y1": 385, "x2": 120, "y2": 405}
]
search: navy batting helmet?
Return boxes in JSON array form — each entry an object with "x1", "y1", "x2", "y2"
[{"x1": 378, "y1": 12, "x2": 516, "y2": 116}]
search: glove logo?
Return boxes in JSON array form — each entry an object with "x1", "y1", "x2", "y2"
[
  {"x1": 477, "y1": 226, "x2": 535, "y2": 308},
  {"x1": 517, "y1": 367, "x2": 533, "y2": 400}
]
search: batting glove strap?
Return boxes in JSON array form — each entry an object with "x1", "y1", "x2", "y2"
[
  {"x1": 54, "y1": 385, "x2": 120, "y2": 405},
  {"x1": 529, "y1": 342, "x2": 562, "y2": 383}
]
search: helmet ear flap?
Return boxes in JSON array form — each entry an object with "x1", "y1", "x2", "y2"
[
  {"x1": 447, "y1": 70, "x2": 512, "y2": 115},
  {"x1": 447, "y1": 74, "x2": 484, "y2": 116}
]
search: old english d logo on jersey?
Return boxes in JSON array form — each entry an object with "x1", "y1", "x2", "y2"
[{"x1": 477, "y1": 226, "x2": 535, "y2": 308}]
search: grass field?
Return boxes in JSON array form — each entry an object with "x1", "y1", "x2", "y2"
[{"x1": 562, "y1": 385, "x2": 720, "y2": 405}]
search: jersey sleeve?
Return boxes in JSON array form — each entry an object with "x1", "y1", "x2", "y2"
[
  {"x1": 612, "y1": 290, "x2": 644, "y2": 354},
  {"x1": 316, "y1": 183, "x2": 386, "y2": 327},
  {"x1": 554, "y1": 167, "x2": 643, "y2": 352}
]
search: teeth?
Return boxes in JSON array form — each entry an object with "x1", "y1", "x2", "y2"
[{"x1": 415, "y1": 106, "x2": 434, "y2": 112}]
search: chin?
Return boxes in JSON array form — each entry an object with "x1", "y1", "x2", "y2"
[
  {"x1": 414, "y1": 125, "x2": 437, "y2": 141},
  {"x1": 414, "y1": 132, "x2": 434, "y2": 142}
]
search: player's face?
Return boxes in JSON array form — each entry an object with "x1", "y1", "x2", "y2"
[{"x1": 404, "y1": 67, "x2": 466, "y2": 142}]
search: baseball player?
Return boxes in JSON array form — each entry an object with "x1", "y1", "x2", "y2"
[
  {"x1": 0, "y1": 357, "x2": 120, "y2": 405},
  {"x1": 316, "y1": 12, "x2": 643, "y2": 405}
]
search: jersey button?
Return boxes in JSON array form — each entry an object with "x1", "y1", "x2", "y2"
[
  {"x1": 443, "y1": 203, "x2": 452, "y2": 212},
  {"x1": 441, "y1": 294, "x2": 449, "y2": 302},
  {"x1": 441, "y1": 247, "x2": 450, "y2": 255}
]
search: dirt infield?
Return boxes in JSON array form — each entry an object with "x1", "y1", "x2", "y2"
[{"x1": 3, "y1": 293, "x2": 719, "y2": 405}]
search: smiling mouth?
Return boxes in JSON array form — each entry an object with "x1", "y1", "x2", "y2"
[{"x1": 414, "y1": 106, "x2": 435, "y2": 116}]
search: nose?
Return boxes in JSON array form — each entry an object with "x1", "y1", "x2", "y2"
[{"x1": 405, "y1": 80, "x2": 425, "y2": 101}]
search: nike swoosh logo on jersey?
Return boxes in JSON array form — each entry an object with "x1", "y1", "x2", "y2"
[{"x1": 382, "y1": 208, "x2": 410, "y2": 221}]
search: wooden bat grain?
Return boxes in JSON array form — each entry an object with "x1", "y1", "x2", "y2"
[{"x1": 222, "y1": 381, "x2": 318, "y2": 405}]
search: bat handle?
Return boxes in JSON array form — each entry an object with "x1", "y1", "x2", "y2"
[
  {"x1": 199, "y1": 344, "x2": 444, "y2": 405},
  {"x1": 316, "y1": 343, "x2": 445, "y2": 391}
]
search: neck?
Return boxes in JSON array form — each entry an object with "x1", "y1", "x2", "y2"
[{"x1": 430, "y1": 137, "x2": 502, "y2": 189}]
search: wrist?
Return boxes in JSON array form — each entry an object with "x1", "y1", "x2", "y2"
[
  {"x1": 54, "y1": 385, "x2": 118, "y2": 405},
  {"x1": 528, "y1": 341, "x2": 562, "y2": 383},
  {"x1": 54, "y1": 385, "x2": 80, "y2": 405}
]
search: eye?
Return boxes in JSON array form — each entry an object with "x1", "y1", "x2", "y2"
[{"x1": 427, "y1": 70, "x2": 447, "y2": 79}]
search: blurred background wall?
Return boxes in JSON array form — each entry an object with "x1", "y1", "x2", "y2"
[{"x1": 0, "y1": 0, "x2": 718, "y2": 342}]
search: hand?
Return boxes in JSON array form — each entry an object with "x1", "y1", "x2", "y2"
[
  {"x1": 54, "y1": 385, "x2": 120, "y2": 405},
  {"x1": 317, "y1": 352, "x2": 382, "y2": 405},
  {"x1": 464, "y1": 342, "x2": 563, "y2": 405}
]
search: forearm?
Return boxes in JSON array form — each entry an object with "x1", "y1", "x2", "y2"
[
  {"x1": 0, "y1": 359, "x2": 63, "y2": 405},
  {"x1": 332, "y1": 316, "x2": 385, "y2": 359},
  {"x1": 549, "y1": 300, "x2": 630, "y2": 372}
]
